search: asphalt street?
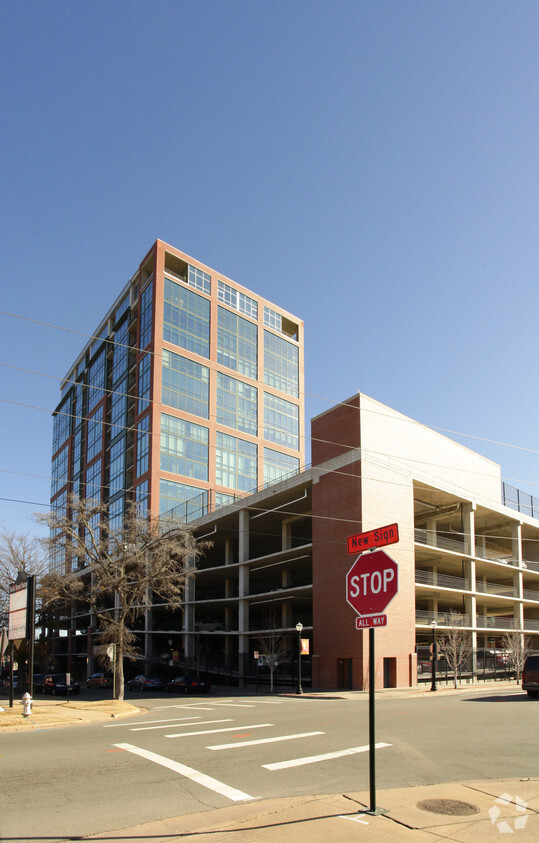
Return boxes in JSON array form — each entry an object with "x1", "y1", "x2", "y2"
[{"x1": 2, "y1": 686, "x2": 537, "y2": 842}]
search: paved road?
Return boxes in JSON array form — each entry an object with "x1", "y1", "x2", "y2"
[{"x1": 2, "y1": 686, "x2": 537, "y2": 841}]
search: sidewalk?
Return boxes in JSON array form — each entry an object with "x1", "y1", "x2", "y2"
[{"x1": 84, "y1": 778, "x2": 539, "y2": 841}]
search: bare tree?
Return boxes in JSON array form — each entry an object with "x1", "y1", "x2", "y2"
[
  {"x1": 438, "y1": 611, "x2": 471, "y2": 689},
  {"x1": 256, "y1": 607, "x2": 290, "y2": 693},
  {"x1": 501, "y1": 629, "x2": 532, "y2": 682},
  {"x1": 0, "y1": 529, "x2": 45, "y2": 627},
  {"x1": 38, "y1": 495, "x2": 205, "y2": 700}
]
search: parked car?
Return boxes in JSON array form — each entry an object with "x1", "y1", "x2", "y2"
[
  {"x1": 165, "y1": 675, "x2": 211, "y2": 694},
  {"x1": 42, "y1": 674, "x2": 80, "y2": 695},
  {"x1": 87, "y1": 672, "x2": 113, "y2": 689},
  {"x1": 126, "y1": 674, "x2": 164, "y2": 692},
  {"x1": 522, "y1": 655, "x2": 539, "y2": 697},
  {"x1": 33, "y1": 674, "x2": 45, "y2": 694},
  {"x1": 194, "y1": 619, "x2": 224, "y2": 632}
]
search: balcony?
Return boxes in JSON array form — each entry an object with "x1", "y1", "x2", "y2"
[{"x1": 415, "y1": 570, "x2": 469, "y2": 591}]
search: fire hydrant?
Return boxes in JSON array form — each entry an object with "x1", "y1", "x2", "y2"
[{"x1": 21, "y1": 692, "x2": 33, "y2": 717}]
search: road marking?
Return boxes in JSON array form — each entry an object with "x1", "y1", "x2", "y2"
[
  {"x1": 208, "y1": 702, "x2": 255, "y2": 708},
  {"x1": 103, "y1": 716, "x2": 202, "y2": 728},
  {"x1": 114, "y1": 743, "x2": 255, "y2": 802},
  {"x1": 208, "y1": 731, "x2": 325, "y2": 750},
  {"x1": 130, "y1": 719, "x2": 233, "y2": 732},
  {"x1": 166, "y1": 723, "x2": 273, "y2": 739},
  {"x1": 263, "y1": 742, "x2": 392, "y2": 770},
  {"x1": 339, "y1": 814, "x2": 369, "y2": 825}
]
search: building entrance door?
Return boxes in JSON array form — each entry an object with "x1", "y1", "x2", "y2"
[
  {"x1": 337, "y1": 658, "x2": 353, "y2": 689},
  {"x1": 383, "y1": 657, "x2": 396, "y2": 688}
]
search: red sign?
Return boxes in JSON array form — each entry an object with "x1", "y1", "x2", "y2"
[
  {"x1": 346, "y1": 549, "x2": 399, "y2": 617},
  {"x1": 347, "y1": 523, "x2": 399, "y2": 555}
]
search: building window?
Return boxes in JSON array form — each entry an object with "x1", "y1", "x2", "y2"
[
  {"x1": 215, "y1": 432, "x2": 257, "y2": 492},
  {"x1": 136, "y1": 414, "x2": 150, "y2": 478},
  {"x1": 138, "y1": 352, "x2": 151, "y2": 413},
  {"x1": 112, "y1": 319, "x2": 130, "y2": 385},
  {"x1": 110, "y1": 381, "x2": 127, "y2": 437},
  {"x1": 160, "y1": 414, "x2": 209, "y2": 481},
  {"x1": 216, "y1": 372, "x2": 257, "y2": 435},
  {"x1": 114, "y1": 293, "x2": 130, "y2": 326},
  {"x1": 85, "y1": 458, "x2": 102, "y2": 502},
  {"x1": 86, "y1": 409, "x2": 104, "y2": 463},
  {"x1": 87, "y1": 348, "x2": 106, "y2": 413},
  {"x1": 49, "y1": 491, "x2": 67, "y2": 574},
  {"x1": 52, "y1": 398, "x2": 71, "y2": 454},
  {"x1": 188, "y1": 265, "x2": 211, "y2": 295},
  {"x1": 136, "y1": 480, "x2": 149, "y2": 517},
  {"x1": 108, "y1": 495, "x2": 124, "y2": 534},
  {"x1": 163, "y1": 278, "x2": 210, "y2": 357},
  {"x1": 108, "y1": 438, "x2": 126, "y2": 496},
  {"x1": 264, "y1": 392, "x2": 299, "y2": 450},
  {"x1": 263, "y1": 306, "x2": 281, "y2": 333},
  {"x1": 139, "y1": 280, "x2": 153, "y2": 349},
  {"x1": 263, "y1": 448, "x2": 299, "y2": 486},
  {"x1": 214, "y1": 491, "x2": 235, "y2": 509},
  {"x1": 217, "y1": 280, "x2": 258, "y2": 319},
  {"x1": 162, "y1": 349, "x2": 209, "y2": 419},
  {"x1": 263, "y1": 330, "x2": 299, "y2": 397},
  {"x1": 51, "y1": 444, "x2": 69, "y2": 497},
  {"x1": 217, "y1": 307, "x2": 257, "y2": 380},
  {"x1": 159, "y1": 478, "x2": 208, "y2": 522}
]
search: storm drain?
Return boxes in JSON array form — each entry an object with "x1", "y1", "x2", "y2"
[{"x1": 416, "y1": 799, "x2": 480, "y2": 816}]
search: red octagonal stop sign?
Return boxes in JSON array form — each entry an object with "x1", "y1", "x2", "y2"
[{"x1": 346, "y1": 549, "x2": 399, "y2": 616}]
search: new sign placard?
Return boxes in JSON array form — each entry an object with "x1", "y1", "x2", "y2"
[{"x1": 347, "y1": 523, "x2": 399, "y2": 555}]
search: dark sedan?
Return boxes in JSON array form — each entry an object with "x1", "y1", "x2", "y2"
[
  {"x1": 126, "y1": 674, "x2": 164, "y2": 692},
  {"x1": 42, "y1": 674, "x2": 80, "y2": 695},
  {"x1": 165, "y1": 675, "x2": 211, "y2": 694}
]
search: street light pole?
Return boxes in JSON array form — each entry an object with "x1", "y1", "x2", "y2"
[
  {"x1": 430, "y1": 619, "x2": 437, "y2": 692},
  {"x1": 296, "y1": 622, "x2": 303, "y2": 695}
]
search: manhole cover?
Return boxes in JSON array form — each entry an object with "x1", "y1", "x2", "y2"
[{"x1": 417, "y1": 799, "x2": 480, "y2": 816}]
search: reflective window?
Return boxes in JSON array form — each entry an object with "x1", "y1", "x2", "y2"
[
  {"x1": 138, "y1": 352, "x2": 151, "y2": 413},
  {"x1": 216, "y1": 372, "x2": 257, "y2": 435},
  {"x1": 49, "y1": 491, "x2": 67, "y2": 574},
  {"x1": 87, "y1": 349, "x2": 106, "y2": 413},
  {"x1": 110, "y1": 381, "x2": 127, "y2": 436},
  {"x1": 136, "y1": 414, "x2": 150, "y2": 478},
  {"x1": 160, "y1": 414, "x2": 209, "y2": 481},
  {"x1": 188, "y1": 265, "x2": 211, "y2": 295},
  {"x1": 263, "y1": 306, "x2": 281, "y2": 332},
  {"x1": 53, "y1": 399, "x2": 71, "y2": 454},
  {"x1": 263, "y1": 448, "x2": 299, "y2": 486},
  {"x1": 86, "y1": 409, "x2": 104, "y2": 462},
  {"x1": 112, "y1": 319, "x2": 129, "y2": 385},
  {"x1": 136, "y1": 480, "x2": 149, "y2": 517},
  {"x1": 159, "y1": 478, "x2": 208, "y2": 522},
  {"x1": 85, "y1": 458, "x2": 102, "y2": 502},
  {"x1": 109, "y1": 438, "x2": 126, "y2": 496},
  {"x1": 215, "y1": 432, "x2": 257, "y2": 492},
  {"x1": 217, "y1": 280, "x2": 257, "y2": 319},
  {"x1": 263, "y1": 330, "x2": 299, "y2": 397},
  {"x1": 162, "y1": 349, "x2": 209, "y2": 419},
  {"x1": 264, "y1": 392, "x2": 299, "y2": 450},
  {"x1": 163, "y1": 278, "x2": 210, "y2": 357},
  {"x1": 217, "y1": 307, "x2": 257, "y2": 380},
  {"x1": 51, "y1": 445, "x2": 69, "y2": 497},
  {"x1": 215, "y1": 491, "x2": 235, "y2": 509},
  {"x1": 139, "y1": 280, "x2": 153, "y2": 349},
  {"x1": 108, "y1": 495, "x2": 124, "y2": 534}
]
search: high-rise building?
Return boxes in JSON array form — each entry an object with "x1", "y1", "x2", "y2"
[{"x1": 50, "y1": 239, "x2": 304, "y2": 576}]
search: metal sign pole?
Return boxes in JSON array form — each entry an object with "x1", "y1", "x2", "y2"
[{"x1": 369, "y1": 627, "x2": 376, "y2": 812}]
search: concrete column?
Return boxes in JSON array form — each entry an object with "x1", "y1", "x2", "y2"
[
  {"x1": 238, "y1": 510, "x2": 250, "y2": 685},
  {"x1": 426, "y1": 517, "x2": 436, "y2": 547},
  {"x1": 462, "y1": 503, "x2": 476, "y2": 557},
  {"x1": 282, "y1": 520, "x2": 292, "y2": 551},
  {"x1": 225, "y1": 538, "x2": 234, "y2": 565}
]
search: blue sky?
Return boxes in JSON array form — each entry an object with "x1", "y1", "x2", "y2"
[{"x1": 2, "y1": 0, "x2": 539, "y2": 537}]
